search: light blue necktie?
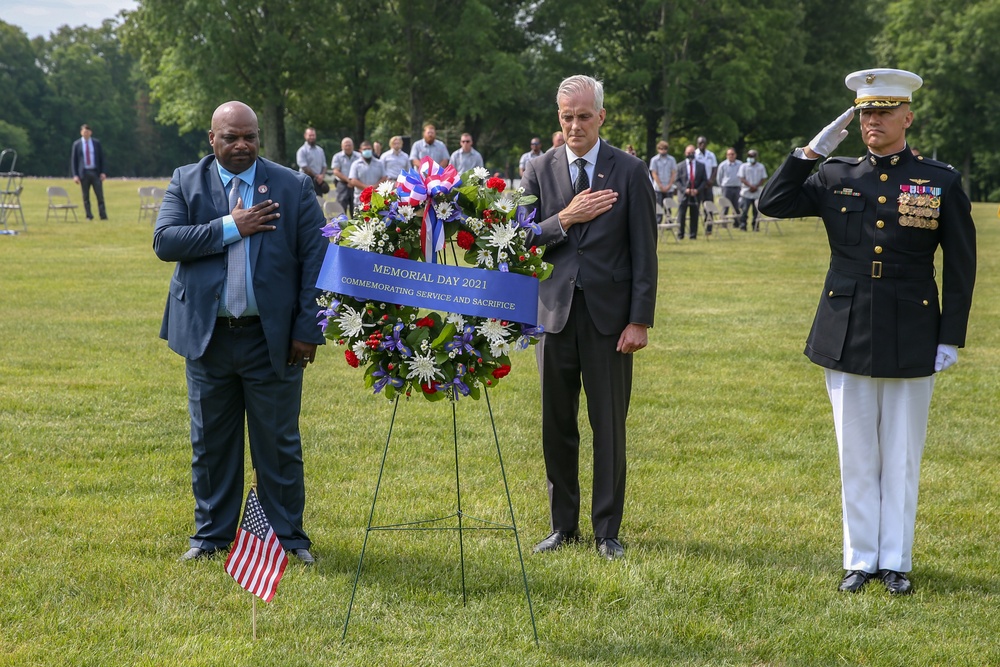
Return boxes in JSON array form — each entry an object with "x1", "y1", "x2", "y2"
[{"x1": 226, "y1": 178, "x2": 247, "y2": 317}]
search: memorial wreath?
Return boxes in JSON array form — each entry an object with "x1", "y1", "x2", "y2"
[{"x1": 317, "y1": 158, "x2": 553, "y2": 401}]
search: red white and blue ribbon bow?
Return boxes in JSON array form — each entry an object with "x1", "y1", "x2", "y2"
[{"x1": 396, "y1": 156, "x2": 462, "y2": 263}]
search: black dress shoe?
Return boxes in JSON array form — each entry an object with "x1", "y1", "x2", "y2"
[
  {"x1": 287, "y1": 548, "x2": 315, "y2": 565},
  {"x1": 179, "y1": 547, "x2": 220, "y2": 561},
  {"x1": 532, "y1": 530, "x2": 581, "y2": 553},
  {"x1": 838, "y1": 569, "x2": 873, "y2": 592},
  {"x1": 878, "y1": 569, "x2": 913, "y2": 595},
  {"x1": 596, "y1": 537, "x2": 625, "y2": 560}
]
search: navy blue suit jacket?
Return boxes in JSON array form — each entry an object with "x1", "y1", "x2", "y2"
[
  {"x1": 71, "y1": 137, "x2": 105, "y2": 177},
  {"x1": 153, "y1": 155, "x2": 327, "y2": 378}
]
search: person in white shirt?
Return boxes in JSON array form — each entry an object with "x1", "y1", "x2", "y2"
[
  {"x1": 380, "y1": 135, "x2": 410, "y2": 180},
  {"x1": 331, "y1": 137, "x2": 360, "y2": 215},
  {"x1": 348, "y1": 141, "x2": 387, "y2": 208},
  {"x1": 449, "y1": 133, "x2": 485, "y2": 173},
  {"x1": 519, "y1": 137, "x2": 544, "y2": 177},
  {"x1": 695, "y1": 136, "x2": 718, "y2": 201},
  {"x1": 716, "y1": 147, "x2": 743, "y2": 216},
  {"x1": 737, "y1": 149, "x2": 768, "y2": 231}
]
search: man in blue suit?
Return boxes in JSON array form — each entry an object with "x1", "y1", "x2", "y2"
[
  {"x1": 70, "y1": 124, "x2": 108, "y2": 220},
  {"x1": 154, "y1": 101, "x2": 327, "y2": 564}
]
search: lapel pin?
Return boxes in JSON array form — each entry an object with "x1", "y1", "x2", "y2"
[
  {"x1": 597, "y1": 173, "x2": 605, "y2": 179},
  {"x1": 258, "y1": 184, "x2": 268, "y2": 194}
]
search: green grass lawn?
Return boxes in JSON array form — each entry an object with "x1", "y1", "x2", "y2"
[{"x1": 1, "y1": 178, "x2": 997, "y2": 666}]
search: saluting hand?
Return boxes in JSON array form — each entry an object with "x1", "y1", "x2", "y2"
[
  {"x1": 232, "y1": 197, "x2": 279, "y2": 236},
  {"x1": 807, "y1": 107, "x2": 855, "y2": 158}
]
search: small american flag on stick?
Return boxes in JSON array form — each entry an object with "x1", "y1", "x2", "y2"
[{"x1": 224, "y1": 489, "x2": 288, "y2": 602}]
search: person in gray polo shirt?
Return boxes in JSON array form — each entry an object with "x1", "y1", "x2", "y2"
[
  {"x1": 331, "y1": 137, "x2": 360, "y2": 215},
  {"x1": 450, "y1": 133, "x2": 485, "y2": 173},
  {"x1": 410, "y1": 124, "x2": 449, "y2": 168},
  {"x1": 348, "y1": 141, "x2": 387, "y2": 208},
  {"x1": 295, "y1": 127, "x2": 329, "y2": 197},
  {"x1": 380, "y1": 135, "x2": 410, "y2": 180}
]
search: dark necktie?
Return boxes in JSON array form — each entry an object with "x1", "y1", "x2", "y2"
[
  {"x1": 85, "y1": 141, "x2": 91, "y2": 167},
  {"x1": 689, "y1": 160, "x2": 695, "y2": 186},
  {"x1": 574, "y1": 158, "x2": 589, "y2": 194},
  {"x1": 226, "y1": 178, "x2": 247, "y2": 317}
]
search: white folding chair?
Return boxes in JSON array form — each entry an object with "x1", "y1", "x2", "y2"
[{"x1": 46, "y1": 186, "x2": 79, "y2": 223}]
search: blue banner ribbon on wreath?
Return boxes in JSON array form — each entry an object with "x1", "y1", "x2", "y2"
[{"x1": 317, "y1": 244, "x2": 539, "y2": 325}]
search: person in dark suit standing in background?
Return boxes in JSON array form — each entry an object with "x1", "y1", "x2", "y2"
[
  {"x1": 70, "y1": 124, "x2": 108, "y2": 220},
  {"x1": 522, "y1": 75, "x2": 658, "y2": 561},
  {"x1": 675, "y1": 145, "x2": 707, "y2": 239},
  {"x1": 153, "y1": 101, "x2": 327, "y2": 565},
  {"x1": 758, "y1": 69, "x2": 976, "y2": 595}
]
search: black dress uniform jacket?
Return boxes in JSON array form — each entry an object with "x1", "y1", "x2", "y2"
[{"x1": 758, "y1": 147, "x2": 976, "y2": 378}]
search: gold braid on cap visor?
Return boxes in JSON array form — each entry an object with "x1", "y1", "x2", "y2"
[{"x1": 854, "y1": 95, "x2": 911, "y2": 108}]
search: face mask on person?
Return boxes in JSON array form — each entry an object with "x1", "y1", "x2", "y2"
[
  {"x1": 685, "y1": 153, "x2": 695, "y2": 161},
  {"x1": 748, "y1": 157, "x2": 757, "y2": 164},
  {"x1": 362, "y1": 149, "x2": 373, "y2": 159}
]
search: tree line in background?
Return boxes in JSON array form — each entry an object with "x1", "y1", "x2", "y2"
[{"x1": 2, "y1": 0, "x2": 999, "y2": 200}]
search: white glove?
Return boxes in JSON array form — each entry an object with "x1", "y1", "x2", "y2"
[
  {"x1": 808, "y1": 108, "x2": 855, "y2": 157},
  {"x1": 934, "y1": 344, "x2": 959, "y2": 372}
]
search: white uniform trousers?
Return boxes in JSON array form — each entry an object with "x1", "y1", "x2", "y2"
[{"x1": 824, "y1": 369, "x2": 935, "y2": 573}]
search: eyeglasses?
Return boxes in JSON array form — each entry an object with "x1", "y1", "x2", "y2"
[{"x1": 530, "y1": 142, "x2": 540, "y2": 146}]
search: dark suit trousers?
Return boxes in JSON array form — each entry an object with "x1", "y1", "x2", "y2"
[
  {"x1": 185, "y1": 320, "x2": 310, "y2": 550},
  {"x1": 79, "y1": 170, "x2": 106, "y2": 219},
  {"x1": 536, "y1": 290, "x2": 631, "y2": 539},
  {"x1": 677, "y1": 200, "x2": 699, "y2": 239}
]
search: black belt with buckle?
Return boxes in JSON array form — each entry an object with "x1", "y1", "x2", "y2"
[
  {"x1": 830, "y1": 257, "x2": 934, "y2": 280},
  {"x1": 217, "y1": 315, "x2": 261, "y2": 328}
]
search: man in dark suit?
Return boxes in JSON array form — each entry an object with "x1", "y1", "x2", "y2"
[
  {"x1": 675, "y1": 145, "x2": 707, "y2": 239},
  {"x1": 70, "y1": 124, "x2": 108, "y2": 220},
  {"x1": 758, "y1": 69, "x2": 976, "y2": 595},
  {"x1": 522, "y1": 75, "x2": 658, "y2": 560},
  {"x1": 154, "y1": 101, "x2": 327, "y2": 564}
]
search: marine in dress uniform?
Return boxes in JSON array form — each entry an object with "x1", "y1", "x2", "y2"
[{"x1": 758, "y1": 69, "x2": 976, "y2": 594}]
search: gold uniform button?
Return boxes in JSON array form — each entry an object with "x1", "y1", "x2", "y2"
[
  {"x1": 828, "y1": 291, "x2": 834, "y2": 297},
  {"x1": 922, "y1": 300, "x2": 929, "y2": 306},
  {"x1": 841, "y1": 207, "x2": 847, "y2": 213},
  {"x1": 880, "y1": 174, "x2": 888, "y2": 182},
  {"x1": 878, "y1": 196, "x2": 887, "y2": 204},
  {"x1": 874, "y1": 245, "x2": 883, "y2": 254},
  {"x1": 876, "y1": 220, "x2": 885, "y2": 228}
]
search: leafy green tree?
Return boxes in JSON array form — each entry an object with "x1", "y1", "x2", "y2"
[
  {"x1": 0, "y1": 22, "x2": 49, "y2": 170},
  {"x1": 124, "y1": 0, "x2": 333, "y2": 163}
]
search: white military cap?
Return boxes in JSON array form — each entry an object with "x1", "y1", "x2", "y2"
[{"x1": 845, "y1": 68, "x2": 923, "y2": 109}]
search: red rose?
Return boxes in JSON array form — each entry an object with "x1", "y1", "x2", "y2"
[
  {"x1": 456, "y1": 230, "x2": 475, "y2": 250},
  {"x1": 415, "y1": 316, "x2": 435, "y2": 328},
  {"x1": 345, "y1": 350, "x2": 360, "y2": 368},
  {"x1": 486, "y1": 177, "x2": 506, "y2": 192},
  {"x1": 393, "y1": 248, "x2": 409, "y2": 259},
  {"x1": 491, "y1": 364, "x2": 511, "y2": 379},
  {"x1": 360, "y1": 186, "x2": 374, "y2": 204},
  {"x1": 421, "y1": 382, "x2": 438, "y2": 394}
]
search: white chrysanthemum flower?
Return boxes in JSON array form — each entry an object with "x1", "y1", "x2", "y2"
[
  {"x1": 493, "y1": 195, "x2": 516, "y2": 214},
  {"x1": 473, "y1": 166, "x2": 490, "y2": 180},
  {"x1": 486, "y1": 222, "x2": 518, "y2": 252},
  {"x1": 478, "y1": 318, "x2": 511, "y2": 344},
  {"x1": 376, "y1": 181, "x2": 395, "y2": 197},
  {"x1": 476, "y1": 249, "x2": 494, "y2": 268},
  {"x1": 435, "y1": 202, "x2": 453, "y2": 219},
  {"x1": 446, "y1": 313, "x2": 466, "y2": 329},
  {"x1": 352, "y1": 340, "x2": 369, "y2": 361},
  {"x1": 336, "y1": 304, "x2": 371, "y2": 338},
  {"x1": 490, "y1": 340, "x2": 511, "y2": 357},
  {"x1": 398, "y1": 204, "x2": 415, "y2": 219},
  {"x1": 347, "y1": 219, "x2": 382, "y2": 252},
  {"x1": 406, "y1": 350, "x2": 444, "y2": 383}
]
